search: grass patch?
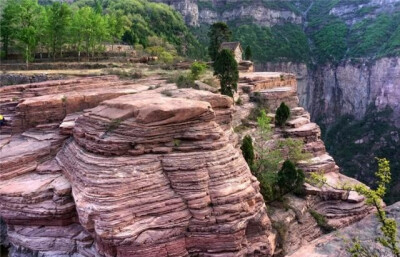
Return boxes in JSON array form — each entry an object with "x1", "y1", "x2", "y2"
[{"x1": 309, "y1": 209, "x2": 335, "y2": 233}]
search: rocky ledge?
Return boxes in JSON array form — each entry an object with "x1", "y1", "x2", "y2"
[
  {"x1": 0, "y1": 76, "x2": 274, "y2": 256},
  {"x1": 235, "y1": 72, "x2": 373, "y2": 255},
  {"x1": 288, "y1": 202, "x2": 400, "y2": 257}
]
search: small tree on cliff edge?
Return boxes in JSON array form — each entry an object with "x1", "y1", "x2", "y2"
[
  {"x1": 241, "y1": 135, "x2": 255, "y2": 171},
  {"x1": 208, "y1": 22, "x2": 232, "y2": 61},
  {"x1": 213, "y1": 49, "x2": 238, "y2": 97},
  {"x1": 275, "y1": 102, "x2": 291, "y2": 127},
  {"x1": 277, "y1": 160, "x2": 305, "y2": 197},
  {"x1": 244, "y1": 45, "x2": 252, "y2": 61}
]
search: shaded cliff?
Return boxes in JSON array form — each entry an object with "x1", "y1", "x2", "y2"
[
  {"x1": 151, "y1": 0, "x2": 302, "y2": 26},
  {"x1": 257, "y1": 59, "x2": 400, "y2": 204}
]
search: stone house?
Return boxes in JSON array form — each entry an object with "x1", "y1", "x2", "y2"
[{"x1": 219, "y1": 42, "x2": 243, "y2": 63}]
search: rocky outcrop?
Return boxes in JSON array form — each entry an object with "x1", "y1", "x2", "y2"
[
  {"x1": 235, "y1": 72, "x2": 372, "y2": 255},
  {"x1": 0, "y1": 76, "x2": 161, "y2": 133},
  {"x1": 0, "y1": 128, "x2": 95, "y2": 256},
  {"x1": 1, "y1": 76, "x2": 274, "y2": 256},
  {"x1": 288, "y1": 201, "x2": 400, "y2": 257},
  {"x1": 151, "y1": 0, "x2": 302, "y2": 26},
  {"x1": 56, "y1": 89, "x2": 274, "y2": 256}
]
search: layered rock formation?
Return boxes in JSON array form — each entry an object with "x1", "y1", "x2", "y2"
[
  {"x1": 257, "y1": 58, "x2": 400, "y2": 203},
  {"x1": 235, "y1": 72, "x2": 373, "y2": 255},
  {"x1": 0, "y1": 76, "x2": 274, "y2": 256},
  {"x1": 151, "y1": 0, "x2": 302, "y2": 26},
  {"x1": 288, "y1": 202, "x2": 400, "y2": 257}
]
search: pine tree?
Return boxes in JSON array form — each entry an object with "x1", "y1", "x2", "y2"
[
  {"x1": 277, "y1": 160, "x2": 305, "y2": 196},
  {"x1": 244, "y1": 45, "x2": 252, "y2": 60},
  {"x1": 213, "y1": 49, "x2": 239, "y2": 97},
  {"x1": 241, "y1": 135, "x2": 255, "y2": 170},
  {"x1": 275, "y1": 102, "x2": 291, "y2": 127},
  {"x1": 208, "y1": 22, "x2": 232, "y2": 61}
]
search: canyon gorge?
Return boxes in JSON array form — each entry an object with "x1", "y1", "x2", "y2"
[
  {"x1": 152, "y1": 0, "x2": 400, "y2": 204},
  {"x1": 0, "y1": 0, "x2": 399, "y2": 256},
  {"x1": 0, "y1": 72, "x2": 387, "y2": 256}
]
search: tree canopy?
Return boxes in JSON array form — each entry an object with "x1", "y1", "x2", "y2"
[
  {"x1": 208, "y1": 22, "x2": 232, "y2": 61},
  {"x1": 213, "y1": 49, "x2": 239, "y2": 97}
]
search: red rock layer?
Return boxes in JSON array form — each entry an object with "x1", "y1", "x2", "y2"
[
  {"x1": 0, "y1": 129, "x2": 94, "y2": 256},
  {"x1": 0, "y1": 76, "x2": 161, "y2": 133},
  {"x1": 57, "y1": 90, "x2": 274, "y2": 257}
]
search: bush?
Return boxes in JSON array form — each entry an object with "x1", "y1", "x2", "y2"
[
  {"x1": 176, "y1": 74, "x2": 195, "y2": 88},
  {"x1": 241, "y1": 135, "x2": 255, "y2": 169},
  {"x1": 190, "y1": 61, "x2": 207, "y2": 80},
  {"x1": 309, "y1": 209, "x2": 335, "y2": 233},
  {"x1": 275, "y1": 102, "x2": 290, "y2": 127},
  {"x1": 277, "y1": 160, "x2": 305, "y2": 196}
]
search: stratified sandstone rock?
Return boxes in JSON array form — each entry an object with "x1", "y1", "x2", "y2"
[
  {"x1": 56, "y1": 90, "x2": 273, "y2": 257},
  {"x1": 235, "y1": 72, "x2": 372, "y2": 255},
  {"x1": 0, "y1": 76, "x2": 160, "y2": 133},
  {"x1": 0, "y1": 129, "x2": 94, "y2": 256},
  {"x1": 288, "y1": 202, "x2": 400, "y2": 257}
]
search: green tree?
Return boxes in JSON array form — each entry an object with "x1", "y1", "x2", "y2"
[
  {"x1": 208, "y1": 22, "x2": 232, "y2": 61},
  {"x1": 70, "y1": 7, "x2": 109, "y2": 59},
  {"x1": 213, "y1": 49, "x2": 238, "y2": 97},
  {"x1": 244, "y1": 45, "x2": 252, "y2": 60},
  {"x1": 0, "y1": 0, "x2": 18, "y2": 59},
  {"x1": 241, "y1": 135, "x2": 255, "y2": 170},
  {"x1": 46, "y1": 2, "x2": 72, "y2": 60},
  {"x1": 275, "y1": 102, "x2": 291, "y2": 127},
  {"x1": 350, "y1": 158, "x2": 400, "y2": 257},
  {"x1": 107, "y1": 10, "x2": 131, "y2": 50},
  {"x1": 190, "y1": 61, "x2": 207, "y2": 80},
  {"x1": 277, "y1": 160, "x2": 305, "y2": 197},
  {"x1": 13, "y1": 0, "x2": 43, "y2": 66}
]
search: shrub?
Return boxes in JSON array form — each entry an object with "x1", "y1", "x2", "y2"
[
  {"x1": 277, "y1": 160, "x2": 305, "y2": 196},
  {"x1": 309, "y1": 209, "x2": 335, "y2": 233},
  {"x1": 190, "y1": 61, "x2": 207, "y2": 80},
  {"x1": 176, "y1": 74, "x2": 195, "y2": 88},
  {"x1": 275, "y1": 102, "x2": 290, "y2": 127},
  {"x1": 241, "y1": 135, "x2": 255, "y2": 170}
]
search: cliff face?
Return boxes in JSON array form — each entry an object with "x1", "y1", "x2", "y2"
[
  {"x1": 258, "y1": 58, "x2": 400, "y2": 127},
  {"x1": 152, "y1": 0, "x2": 302, "y2": 26},
  {"x1": 288, "y1": 201, "x2": 400, "y2": 257},
  {"x1": 257, "y1": 59, "x2": 400, "y2": 203}
]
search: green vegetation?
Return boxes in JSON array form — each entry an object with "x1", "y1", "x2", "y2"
[
  {"x1": 277, "y1": 160, "x2": 305, "y2": 196},
  {"x1": 309, "y1": 209, "x2": 335, "y2": 233},
  {"x1": 213, "y1": 49, "x2": 238, "y2": 97},
  {"x1": 275, "y1": 102, "x2": 290, "y2": 127},
  {"x1": 208, "y1": 22, "x2": 232, "y2": 61},
  {"x1": 249, "y1": 109, "x2": 309, "y2": 202},
  {"x1": 349, "y1": 158, "x2": 400, "y2": 257},
  {"x1": 312, "y1": 20, "x2": 348, "y2": 63},
  {"x1": 190, "y1": 61, "x2": 207, "y2": 80},
  {"x1": 233, "y1": 23, "x2": 310, "y2": 63},
  {"x1": 244, "y1": 45, "x2": 252, "y2": 61},
  {"x1": 324, "y1": 107, "x2": 400, "y2": 204},
  {"x1": 326, "y1": 158, "x2": 400, "y2": 257},
  {"x1": 0, "y1": 0, "x2": 204, "y2": 63},
  {"x1": 106, "y1": 118, "x2": 122, "y2": 132},
  {"x1": 308, "y1": 158, "x2": 400, "y2": 256},
  {"x1": 306, "y1": 0, "x2": 400, "y2": 63},
  {"x1": 240, "y1": 135, "x2": 255, "y2": 170}
]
